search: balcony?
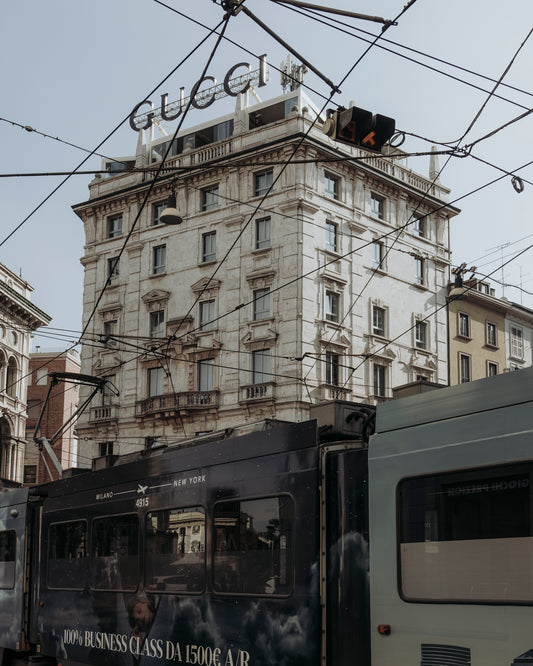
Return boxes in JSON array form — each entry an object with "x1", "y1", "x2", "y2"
[
  {"x1": 317, "y1": 384, "x2": 352, "y2": 402},
  {"x1": 136, "y1": 391, "x2": 219, "y2": 418},
  {"x1": 240, "y1": 382, "x2": 276, "y2": 403},
  {"x1": 89, "y1": 404, "x2": 119, "y2": 423}
]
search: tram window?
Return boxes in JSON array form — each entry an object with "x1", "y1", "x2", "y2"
[
  {"x1": 213, "y1": 496, "x2": 293, "y2": 596},
  {"x1": 0, "y1": 530, "x2": 16, "y2": 589},
  {"x1": 91, "y1": 515, "x2": 139, "y2": 591},
  {"x1": 48, "y1": 521, "x2": 87, "y2": 589},
  {"x1": 145, "y1": 506, "x2": 205, "y2": 593},
  {"x1": 398, "y1": 463, "x2": 533, "y2": 603}
]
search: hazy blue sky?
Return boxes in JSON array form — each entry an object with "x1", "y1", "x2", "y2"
[{"x1": 1, "y1": 0, "x2": 532, "y2": 351}]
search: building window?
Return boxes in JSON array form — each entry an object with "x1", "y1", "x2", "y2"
[
  {"x1": 324, "y1": 173, "x2": 340, "y2": 200},
  {"x1": 152, "y1": 201, "x2": 166, "y2": 226},
  {"x1": 413, "y1": 216, "x2": 426, "y2": 237},
  {"x1": 152, "y1": 245, "x2": 166, "y2": 275},
  {"x1": 101, "y1": 376, "x2": 115, "y2": 406},
  {"x1": 325, "y1": 221, "x2": 338, "y2": 252},
  {"x1": 414, "y1": 257, "x2": 425, "y2": 285},
  {"x1": 148, "y1": 367, "x2": 163, "y2": 396},
  {"x1": 372, "y1": 306, "x2": 386, "y2": 337},
  {"x1": 201, "y1": 185, "x2": 219, "y2": 211},
  {"x1": 510, "y1": 326, "x2": 523, "y2": 359},
  {"x1": 198, "y1": 359, "x2": 214, "y2": 391},
  {"x1": 107, "y1": 257, "x2": 120, "y2": 280},
  {"x1": 372, "y1": 240, "x2": 385, "y2": 270},
  {"x1": 325, "y1": 353, "x2": 340, "y2": 386},
  {"x1": 253, "y1": 288, "x2": 270, "y2": 321},
  {"x1": 371, "y1": 193, "x2": 385, "y2": 219},
  {"x1": 487, "y1": 361, "x2": 498, "y2": 377},
  {"x1": 199, "y1": 300, "x2": 216, "y2": 330},
  {"x1": 325, "y1": 291, "x2": 340, "y2": 322},
  {"x1": 458, "y1": 312, "x2": 470, "y2": 338},
  {"x1": 99, "y1": 442, "x2": 114, "y2": 457},
  {"x1": 373, "y1": 363, "x2": 387, "y2": 397},
  {"x1": 103, "y1": 320, "x2": 117, "y2": 347},
  {"x1": 254, "y1": 170, "x2": 273, "y2": 197},
  {"x1": 486, "y1": 321, "x2": 497, "y2": 347},
  {"x1": 252, "y1": 349, "x2": 270, "y2": 384},
  {"x1": 107, "y1": 214, "x2": 122, "y2": 238},
  {"x1": 35, "y1": 367, "x2": 48, "y2": 386},
  {"x1": 415, "y1": 320, "x2": 428, "y2": 350},
  {"x1": 459, "y1": 353, "x2": 471, "y2": 383},
  {"x1": 150, "y1": 310, "x2": 165, "y2": 338},
  {"x1": 256, "y1": 217, "x2": 271, "y2": 249},
  {"x1": 202, "y1": 231, "x2": 216, "y2": 263}
]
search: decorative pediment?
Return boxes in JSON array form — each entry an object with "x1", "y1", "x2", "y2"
[
  {"x1": 93, "y1": 356, "x2": 121, "y2": 372},
  {"x1": 191, "y1": 277, "x2": 221, "y2": 296},
  {"x1": 98, "y1": 304, "x2": 122, "y2": 322},
  {"x1": 409, "y1": 353, "x2": 437, "y2": 371},
  {"x1": 142, "y1": 289, "x2": 171, "y2": 309},
  {"x1": 365, "y1": 341, "x2": 396, "y2": 362},
  {"x1": 245, "y1": 269, "x2": 275, "y2": 289}
]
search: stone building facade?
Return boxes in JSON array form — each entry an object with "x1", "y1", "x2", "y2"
[
  {"x1": 74, "y1": 88, "x2": 459, "y2": 459},
  {"x1": 0, "y1": 263, "x2": 50, "y2": 484}
]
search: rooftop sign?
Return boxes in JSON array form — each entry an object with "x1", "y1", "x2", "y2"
[{"x1": 129, "y1": 55, "x2": 269, "y2": 132}]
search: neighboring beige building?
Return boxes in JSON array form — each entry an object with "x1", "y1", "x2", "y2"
[
  {"x1": 0, "y1": 263, "x2": 50, "y2": 484},
  {"x1": 448, "y1": 278, "x2": 533, "y2": 383},
  {"x1": 73, "y1": 86, "x2": 459, "y2": 460}
]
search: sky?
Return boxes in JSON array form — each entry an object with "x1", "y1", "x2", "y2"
[{"x1": 1, "y1": 0, "x2": 532, "y2": 352}]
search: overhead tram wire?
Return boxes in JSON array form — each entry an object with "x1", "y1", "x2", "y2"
[
  {"x1": 74, "y1": 0, "x2": 422, "y2": 389},
  {"x1": 337, "y1": 29, "x2": 533, "y2": 388},
  {"x1": 270, "y1": 0, "x2": 533, "y2": 112},
  {"x1": 51, "y1": 155, "x2": 533, "y2": 401},
  {"x1": 349, "y1": 239, "x2": 533, "y2": 384},
  {"x1": 0, "y1": 15, "x2": 229, "y2": 251},
  {"x1": 160, "y1": 0, "x2": 419, "y2": 356},
  {"x1": 78, "y1": 16, "x2": 231, "y2": 344}
]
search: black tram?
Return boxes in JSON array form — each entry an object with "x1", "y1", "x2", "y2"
[{"x1": 0, "y1": 414, "x2": 370, "y2": 666}]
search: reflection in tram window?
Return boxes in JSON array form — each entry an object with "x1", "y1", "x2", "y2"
[
  {"x1": 213, "y1": 496, "x2": 293, "y2": 596},
  {"x1": 91, "y1": 515, "x2": 139, "y2": 591},
  {"x1": 399, "y1": 463, "x2": 533, "y2": 603},
  {"x1": 48, "y1": 521, "x2": 87, "y2": 589},
  {"x1": 0, "y1": 530, "x2": 15, "y2": 589},
  {"x1": 145, "y1": 507, "x2": 205, "y2": 593}
]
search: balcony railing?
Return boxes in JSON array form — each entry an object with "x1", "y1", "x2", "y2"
[
  {"x1": 136, "y1": 391, "x2": 219, "y2": 418},
  {"x1": 318, "y1": 384, "x2": 352, "y2": 402},
  {"x1": 89, "y1": 404, "x2": 119, "y2": 423},
  {"x1": 240, "y1": 382, "x2": 275, "y2": 402}
]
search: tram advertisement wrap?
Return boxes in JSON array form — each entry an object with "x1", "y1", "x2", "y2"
[{"x1": 63, "y1": 628, "x2": 251, "y2": 666}]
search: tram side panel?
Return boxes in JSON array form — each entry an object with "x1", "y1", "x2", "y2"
[
  {"x1": 0, "y1": 488, "x2": 30, "y2": 654},
  {"x1": 368, "y1": 373, "x2": 533, "y2": 666},
  {"x1": 30, "y1": 424, "x2": 321, "y2": 666}
]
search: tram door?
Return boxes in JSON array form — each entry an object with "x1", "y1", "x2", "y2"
[
  {"x1": 324, "y1": 447, "x2": 370, "y2": 666},
  {"x1": 0, "y1": 487, "x2": 30, "y2": 652}
]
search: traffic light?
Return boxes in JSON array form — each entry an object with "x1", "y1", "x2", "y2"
[{"x1": 323, "y1": 106, "x2": 396, "y2": 153}]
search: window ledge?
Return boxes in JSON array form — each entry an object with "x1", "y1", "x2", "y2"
[
  {"x1": 412, "y1": 281, "x2": 428, "y2": 290},
  {"x1": 199, "y1": 259, "x2": 217, "y2": 267},
  {"x1": 366, "y1": 264, "x2": 388, "y2": 275},
  {"x1": 509, "y1": 355, "x2": 524, "y2": 363},
  {"x1": 456, "y1": 334, "x2": 471, "y2": 341}
]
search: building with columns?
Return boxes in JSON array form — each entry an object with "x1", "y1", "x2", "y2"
[
  {"x1": 73, "y1": 86, "x2": 459, "y2": 460},
  {"x1": 0, "y1": 262, "x2": 50, "y2": 484}
]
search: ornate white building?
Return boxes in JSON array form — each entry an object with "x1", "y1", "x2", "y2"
[
  {"x1": 0, "y1": 263, "x2": 50, "y2": 483},
  {"x1": 74, "y1": 87, "x2": 459, "y2": 458}
]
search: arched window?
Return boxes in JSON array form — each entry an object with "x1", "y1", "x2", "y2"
[{"x1": 6, "y1": 358, "x2": 17, "y2": 399}]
